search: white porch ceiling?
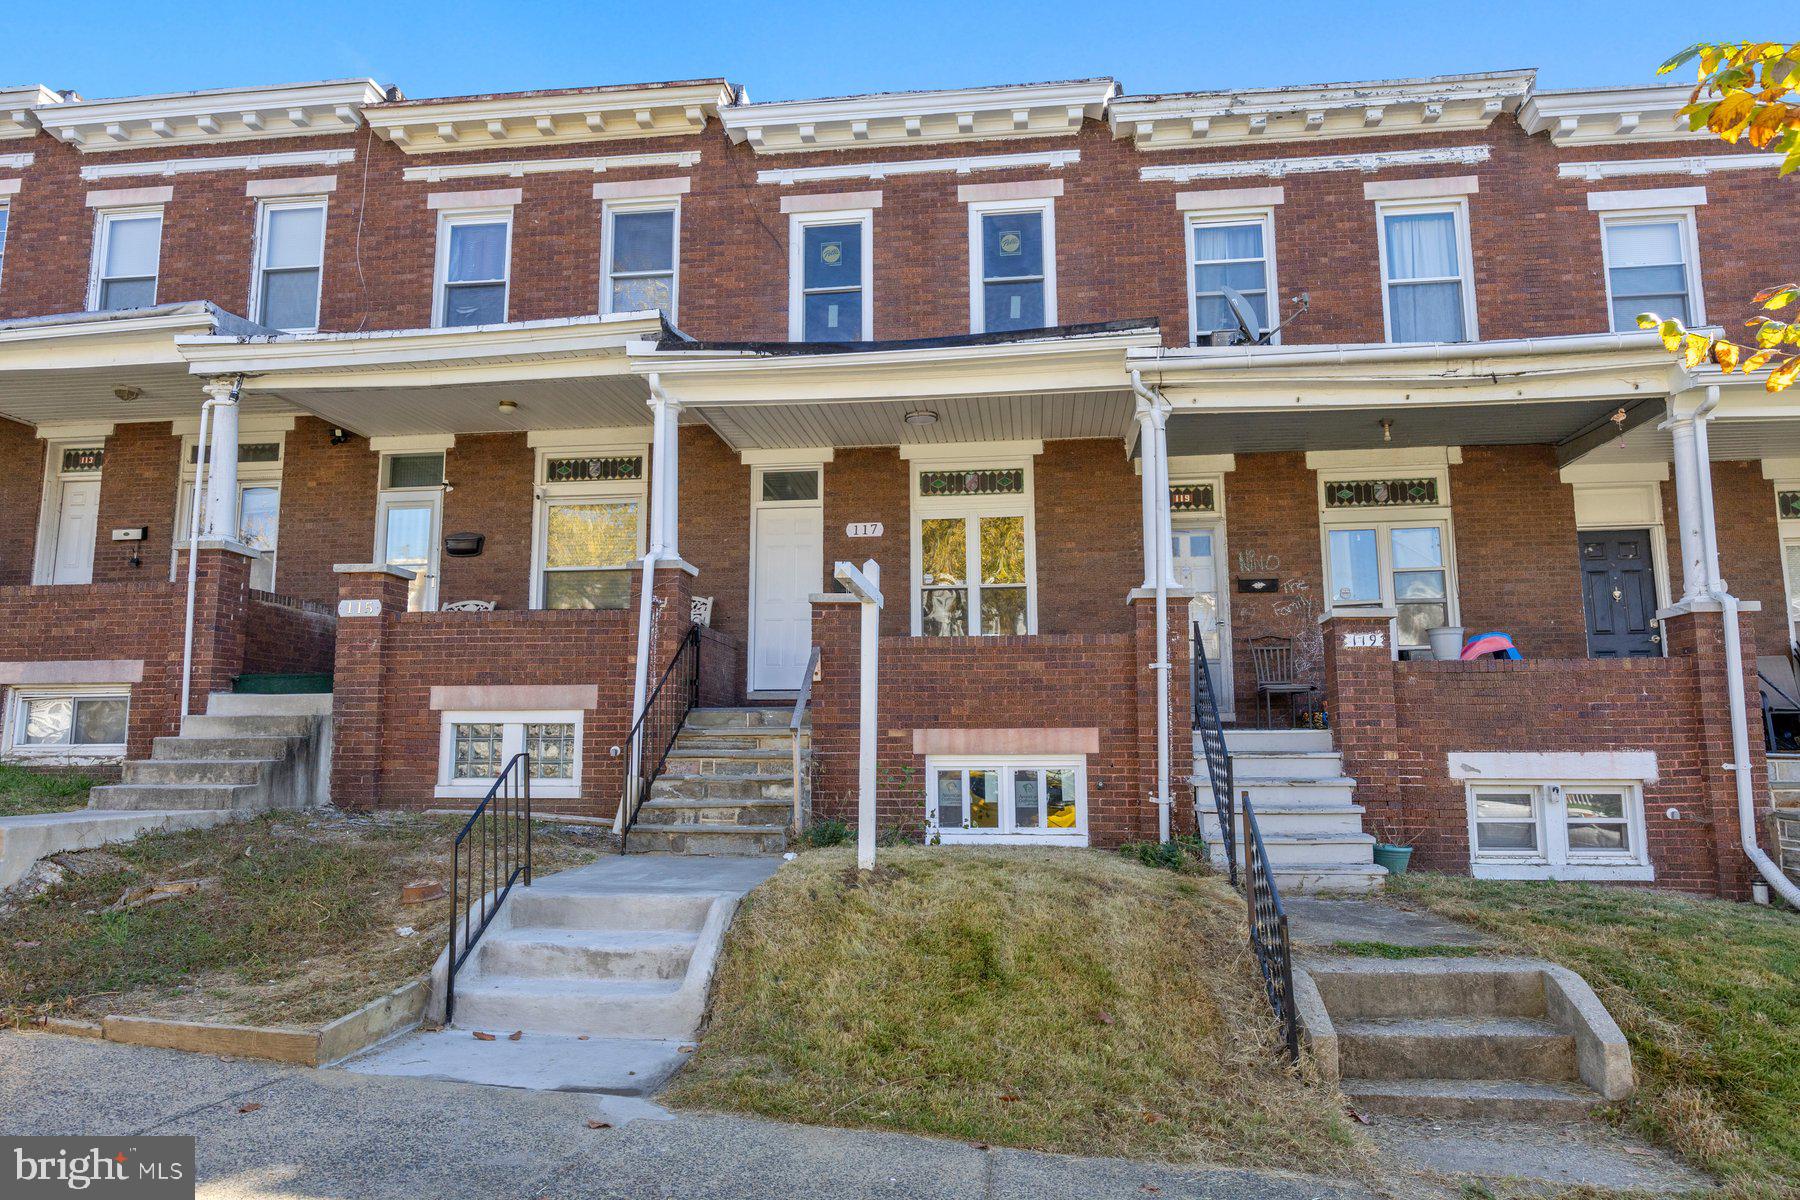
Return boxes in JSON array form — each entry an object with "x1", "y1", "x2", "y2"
[
  {"x1": 1574, "y1": 415, "x2": 1800, "y2": 467},
  {"x1": 0, "y1": 362, "x2": 299, "y2": 428},
  {"x1": 696, "y1": 390, "x2": 1136, "y2": 451},
  {"x1": 259, "y1": 374, "x2": 653, "y2": 438},
  {"x1": 1165, "y1": 398, "x2": 1626, "y2": 458}
]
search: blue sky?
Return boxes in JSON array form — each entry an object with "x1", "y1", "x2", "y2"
[{"x1": 4, "y1": 1, "x2": 1719, "y2": 102}]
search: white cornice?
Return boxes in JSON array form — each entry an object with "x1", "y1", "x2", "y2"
[
  {"x1": 756, "y1": 148, "x2": 1078, "y2": 186},
  {"x1": 77, "y1": 147, "x2": 355, "y2": 181},
  {"x1": 1518, "y1": 83, "x2": 1702, "y2": 147},
  {"x1": 45, "y1": 79, "x2": 385, "y2": 152},
  {"x1": 1558, "y1": 151, "x2": 1784, "y2": 181},
  {"x1": 0, "y1": 85, "x2": 65, "y2": 140},
  {"x1": 720, "y1": 79, "x2": 1117, "y2": 154},
  {"x1": 370, "y1": 82, "x2": 733, "y2": 154},
  {"x1": 1111, "y1": 71, "x2": 1533, "y2": 150},
  {"x1": 1141, "y1": 144, "x2": 1490, "y2": 184},
  {"x1": 400, "y1": 149, "x2": 700, "y2": 182}
]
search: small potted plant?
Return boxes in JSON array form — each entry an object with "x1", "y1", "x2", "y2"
[{"x1": 1371, "y1": 823, "x2": 1413, "y2": 875}]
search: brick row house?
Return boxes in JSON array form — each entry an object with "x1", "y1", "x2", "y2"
[{"x1": 0, "y1": 69, "x2": 1795, "y2": 899}]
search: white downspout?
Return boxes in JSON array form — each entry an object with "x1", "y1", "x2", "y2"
[
  {"x1": 618, "y1": 375, "x2": 673, "y2": 833},
  {"x1": 1130, "y1": 370, "x2": 1173, "y2": 843},
  {"x1": 178, "y1": 378, "x2": 237, "y2": 723},
  {"x1": 1688, "y1": 386, "x2": 1800, "y2": 906}
]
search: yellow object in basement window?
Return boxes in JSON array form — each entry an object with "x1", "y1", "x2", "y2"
[
  {"x1": 1047, "y1": 804, "x2": 1076, "y2": 829},
  {"x1": 970, "y1": 797, "x2": 993, "y2": 826}
]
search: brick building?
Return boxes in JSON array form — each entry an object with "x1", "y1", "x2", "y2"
[{"x1": 0, "y1": 69, "x2": 1795, "y2": 898}]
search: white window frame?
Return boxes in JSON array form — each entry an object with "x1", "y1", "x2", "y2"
[
  {"x1": 432, "y1": 207, "x2": 512, "y2": 328},
  {"x1": 249, "y1": 197, "x2": 329, "y2": 332},
  {"x1": 2, "y1": 685, "x2": 131, "y2": 762},
  {"x1": 436, "y1": 709, "x2": 583, "y2": 800},
  {"x1": 528, "y1": 442, "x2": 649, "y2": 610},
  {"x1": 1185, "y1": 209, "x2": 1278, "y2": 346},
  {"x1": 967, "y1": 196, "x2": 1057, "y2": 334},
  {"x1": 1773, "y1": 480, "x2": 1800, "y2": 648},
  {"x1": 1465, "y1": 780, "x2": 1652, "y2": 881},
  {"x1": 926, "y1": 754, "x2": 1088, "y2": 846},
  {"x1": 909, "y1": 454, "x2": 1038, "y2": 638},
  {"x1": 1317, "y1": 466, "x2": 1458, "y2": 655},
  {"x1": 788, "y1": 207, "x2": 874, "y2": 341},
  {"x1": 0, "y1": 200, "x2": 10, "y2": 292},
  {"x1": 1374, "y1": 198, "x2": 1478, "y2": 344},
  {"x1": 600, "y1": 197, "x2": 680, "y2": 321},
  {"x1": 87, "y1": 206, "x2": 164, "y2": 311},
  {"x1": 172, "y1": 432, "x2": 286, "y2": 590},
  {"x1": 1598, "y1": 207, "x2": 1705, "y2": 333}
]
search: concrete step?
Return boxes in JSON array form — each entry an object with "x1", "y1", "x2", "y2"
[
  {"x1": 1269, "y1": 863, "x2": 1388, "y2": 894},
  {"x1": 1306, "y1": 960, "x2": 1548, "y2": 1020},
  {"x1": 1339, "y1": 1016, "x2": 1576, "y2": 1082},
  {"x1": 121, "y1": 757, "x2": 272, "y2": 787},
  {"x1": 1229, "y1": 751, "x2": 1345, "y2": 781},
  {"x1": 181, "y1": 713, "x2": 317, "y2": 739},
  {"x1": 638, "y1": 797, "x2": 792, "y2": 826},
  {"x1": 475, "y1": 927, "x2": 698, "y2": 982},
  {"x1": 1233, "y1": 778, "x2": 1358, "y2": 804},
  {"x1": 342, "y1": 1029, "x2": 690, "y2": 1095},
  {"x1": 506, "y1": 889, "x2": 714, "y2": 933},
  {"x1": 650, "y1": 773, "x2": 795, "y2": 802},
  {"x1": 623, "y1": 824, "x2": 788, "y2": 855},
  {"x1": 152, "y1": 734, "x2": 299, "y2": 761},
  {"x1": 663, "y1": 748, "x2": 791, "y2": 775},
  {"x1": 1223, "y1": 728, "x2": 1335, "y2": 753},
  {"x1": 1201, "y1": 804, "x2": 1366, "y2": 839},
  {"x1": 449, "y1": 974, "x2": 691, "y2": 1039},
  {"x1": 88, "y1": 782, "x2": 266, "y2": 811},
  {"x1": 683, "y1": 707, "x2": 797, "y2": 731},
  {"x1": 1342, "y1": 1077, "x2": 1605, "y2": 1120},
  {"x1": 206, "y1": 691, "x2": 332, "y2": 717},
  {"x1": 1220, "y1": 831, "x2": 1376, "y2": 867},
  {"x1": 676, "y1": 729, "x2": 808, "y2": 752}
]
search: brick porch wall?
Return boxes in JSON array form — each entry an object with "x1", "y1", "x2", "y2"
[
  {"x1": 242, "y1": 593, "x2": 338, "y2": 677},
  {"x1": 0, "y1": 417, "x2": 44, "y2": 586}
]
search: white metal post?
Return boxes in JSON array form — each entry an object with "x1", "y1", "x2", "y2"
[
  {"x1": 201, "y1": 378, "x2": 241, "y2": 540},
  {"x1": 833, "y1": 558, "x2": 884, "y2": 871}
]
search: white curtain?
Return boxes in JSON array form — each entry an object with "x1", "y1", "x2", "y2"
[{"x1": 1385, "y1": 212, "x2": 1465, "y2": 342}]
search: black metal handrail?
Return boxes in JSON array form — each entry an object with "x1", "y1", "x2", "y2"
[
  {"x1": 1192, "y1": 621, "x2": 1237, "y2": 886},
  {"x1": 789, "y1": 645, "x2": 821, "y2": 832},
  {"x1": 1240, "y1": 794, "x2": 1299, "y2": 1061},
  {"x1": 446, "y1": 751, "x2": 531, "y2": 1024},
  {"x1": 618, "y1": 624, "x2": 702, "y2": 853}
]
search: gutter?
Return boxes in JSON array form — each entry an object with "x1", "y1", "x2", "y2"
[
  {"x1": 1129, "y1": 369, "x2": 1173, "y2": 843},
  {"x1": 1133, "y1": 330, "x2": 1671, "y2": 373}
]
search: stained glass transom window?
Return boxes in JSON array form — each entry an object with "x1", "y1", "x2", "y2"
[
  {"x1": 919, "y1": 468, "x2": 1024, "y2": 498},
  {"x1": 61, "y1": 447, "x2": 105, "y2": 473},
  {"x1": 1779, "y1": 490, "x2": 1800, "y2": 520},
  {"x1": 1170, "y1": 483, "x2": 1215, "y2": 513},
  {"x1": 545, "y1": 455, "x2": 643, "y2": 484},
  {"x1": 1323, "y1": 477, "x2": 1439, "y2": 509}
]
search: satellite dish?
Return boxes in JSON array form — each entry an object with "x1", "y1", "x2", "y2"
[{"x1": 1220, "y1": 286, "x2": 1264, "y2": 346}]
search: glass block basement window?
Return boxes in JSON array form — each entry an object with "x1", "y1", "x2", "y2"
[
  {"x1": 545, "y1": 455, "x2": 644, "y2": 484},
  {"x1": 919, "y1": 468, "x2": 1025, "y2": 498},
  {"x1": 1323, "y1": 477, "x2": 1439, "y2": 508}
]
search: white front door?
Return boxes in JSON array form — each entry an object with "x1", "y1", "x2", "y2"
[
  {"x1": 749, "y1": 468, "x2": 824, "y2": 692},
  {"x1": 1172, "y1": 523, "x2": 1232, "y2": 718},
  {"x1": 49, "y1": 477, "x2": 101, "y2": 585},
  {"x1": 377, "y1": 492, "x2": 442, "y2": 611}
]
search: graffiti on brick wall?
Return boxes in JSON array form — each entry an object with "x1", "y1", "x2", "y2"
[{"x1": 1271, "y1": 578, "x2": 1324, "y2": 684}]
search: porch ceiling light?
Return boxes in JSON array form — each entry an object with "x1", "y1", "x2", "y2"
[
  {"x1": 904, "y1": 409, "x2": 939, "y2": 426},
  {"x1": 497, "y1": 399, "x2": 518, "y2": 414}
]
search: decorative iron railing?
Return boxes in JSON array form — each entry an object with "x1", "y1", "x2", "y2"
[
  {"x1": 1192, "y1": 622, "x2": 1237, "y2": 887},
  {"x1": 1240, "y1": 794, "x2": 1299, "y2": 1061},
  {"x1": 618, "y1": 625, "x2": 702, "y2": 853},
  {"x1": 789, "y1": 645, "x2": 821, "y2": 833},
  {"x1": 446, "y1": 751, "x2": 531, "y2": 1025}
]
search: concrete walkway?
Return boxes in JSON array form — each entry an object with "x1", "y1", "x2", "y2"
[{"x1": 0, "y1": 1031, "x2": 1374, "y2": 1200}]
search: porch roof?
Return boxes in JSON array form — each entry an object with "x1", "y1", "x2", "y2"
[
  {"x1": 0, "y1": 302, "x2": 294, "y2": 428},
  {"x1": 176, "y1": 311, "x2": 666, "y2": 438}
]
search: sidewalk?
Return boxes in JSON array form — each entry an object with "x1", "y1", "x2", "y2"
[{"x1": 0, "y1": 1031, "x2": 1374, "y2": 1200}]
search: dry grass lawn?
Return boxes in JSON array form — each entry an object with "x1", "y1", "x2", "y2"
[
  {"x1": 1388, "y1": 873, "x2": 1800, "y2": 1200},
  {"x1": 0, "y1": 811, "x2": 609, "y2": 1028},
  {"x1": 667, "y1": 846, "x2": 1369, "y2": 1176},
  {"x1": 0, "y1": 764, "x2": 98, "y2": 817}
]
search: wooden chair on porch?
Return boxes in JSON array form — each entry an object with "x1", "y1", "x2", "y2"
[{"x1": 1249, "y1": 635, "x2": 1320, "y2": 729}]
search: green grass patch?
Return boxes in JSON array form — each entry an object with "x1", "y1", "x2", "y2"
[
  {"x1": 0, "y1": 812, "x2": 607, "y2": 1028},
  {"x1": 1388, "y1": 873, "x2": 1800, "y2": 1198},
  {"x1": 0, "y1": 764, "x2": 98, "y2": 816},
  {"x1": 667, "y1": 846, "x2": 1369, "y2": 1175},
  {"x1": 1324, "y1": 940, "x2": 1484, "y2": 959}
]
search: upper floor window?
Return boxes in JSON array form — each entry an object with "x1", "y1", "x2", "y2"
[
  {"x1": 1377, "y1": 202, "x2": 1475, "y2": 343},
  {"x1": 0, "y1": 203, "x2": 9, "y2": 290},
  {"x1": 1601, "y1": 212, "x2": 1702, "y2": 332},
  {"x1": 434, "y1": 211, "x2": 510, "y2": 328},
  {"x1": 602, "y1": 202, "x2": 678, "y2": 320},
  {"x1": 1189, "y1": 212, "x2": 1274, "y2": 344},
  {"x1": 969, "y1": 199, "x2": 1055, "y2": 333},
  {"x1": 91, "y1": 209, "x2": 163, "y2": 311},
  {"x1": 789, "y1": 210, "x2": 872, "y2": 342},
  {"x1": 253, "y1": 200, "x2": 326, "y2": 332}
]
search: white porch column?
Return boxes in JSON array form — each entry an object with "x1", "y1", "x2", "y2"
[
  {"x1": 200, "y1": 377, "x2": 241, "y2": 540},
  {"x1": 1665, "y1": 391, "x2": 1713, "y2": 602},
  {"x1": 647, "y1": 377, "x2": 682, "y2": 563},
  {"x1": 1150, "y1": 402, "x2": 1175, "y2": 587},
  {"x1": 1134, "y1": 398, "x2": 1160, "y2": 590}
]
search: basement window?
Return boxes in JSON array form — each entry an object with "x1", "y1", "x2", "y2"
[
  {"x1": 3, "y1": 688, "x2": 130, "y2": 761},
  {"x1": 1465, "y1": 781, "x2": 1651, "y2": 881},
  {"x1": 437, "y1": 711, "x2": 581, "y2": 800},
  {"x1": 927, "y1": 756, "x2": 1088, "y2": 846}
]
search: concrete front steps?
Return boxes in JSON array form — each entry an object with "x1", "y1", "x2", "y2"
[
  {"x1": 624, "y1": 707, "x2": 807, "y2": 855},
  {"x1": 346, "y1": 855, "x2": 778, "y2": 1094},
  {"x1": 1196, "y1": 727, "x2": 1386, "y2": 894},
  {"x1": 1300, "y1": 956, "x2": 1634, "y2": 1119},
  {"x1": 87, "y1": 692, "x2": 330, "y2": 813}
]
